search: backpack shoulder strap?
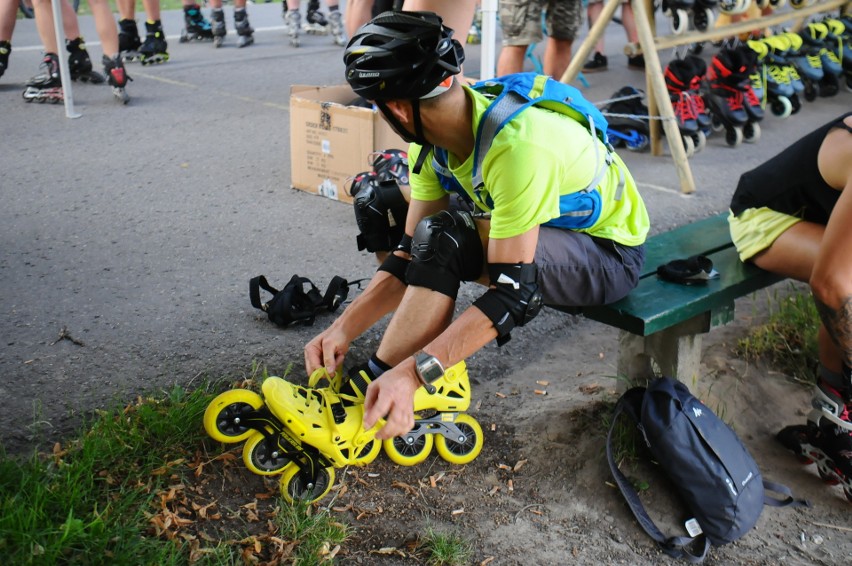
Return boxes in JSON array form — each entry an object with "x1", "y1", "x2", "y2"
[
  {"x1": 762, "y1": 480, "x2": 811, "y2": 508},
  {"x1": 607, "y1": 386, "x2": 710, "y2": 563}
]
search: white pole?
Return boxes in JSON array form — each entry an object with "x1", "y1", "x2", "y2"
[
  {"x1": 50, "y1": 0, "x2": 81, "y2": 118},
  {"x1": 479, "y1": 0, "x2": 497, "y2": 80}
]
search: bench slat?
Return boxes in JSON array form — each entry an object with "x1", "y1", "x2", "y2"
[
  {"x1": 639, "y1": 213, "x2": 732, "y2": 278},
  {"x1": 584, "y1": 246, "x2": 783, "y2": 335}
]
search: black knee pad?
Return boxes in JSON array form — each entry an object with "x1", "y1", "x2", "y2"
[
  {"x1": 406, "y1": 210, "x2": 483, "y2": 299},
  {"x1": 351, "y1": 172, "x2": 408, "y2": 252}
]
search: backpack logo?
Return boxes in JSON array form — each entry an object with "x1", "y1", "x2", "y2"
[{"x1": 692, "y1": 406, "x2": 703, "y2": 418}]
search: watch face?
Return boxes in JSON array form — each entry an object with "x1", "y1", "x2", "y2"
[{"x1": 417, "y1": 354, "x2": 444, "y2": 382}]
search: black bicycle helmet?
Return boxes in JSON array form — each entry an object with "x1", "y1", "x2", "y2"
[{"x1": 344, "y1": 11, "x2": 464, "y2": 101}]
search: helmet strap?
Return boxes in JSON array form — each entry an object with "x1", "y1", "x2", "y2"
[{"x1": 376, "y1": 100, "x2": 431, "y2": 174}]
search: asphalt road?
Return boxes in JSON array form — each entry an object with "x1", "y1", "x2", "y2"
[{"x1": 1, "y1": 4, "x2": 850, "y2": 454}]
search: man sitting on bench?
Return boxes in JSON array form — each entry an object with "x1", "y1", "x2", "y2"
[{"x1": 728, "y1": 111, "x2": 852, "y2": 501}]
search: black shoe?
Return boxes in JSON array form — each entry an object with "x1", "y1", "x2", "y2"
[
  {"x1": 583, "y1": 52, "x2": 608, "y2": 72},
  {"x1": 628, "y1": 54, "x2": 646, "y2": 70}
]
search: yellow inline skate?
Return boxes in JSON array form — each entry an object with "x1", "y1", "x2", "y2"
[
  {"x1": 204, "y1": 377, "x2": 381, "y2": 503},
  {"x1": 309, "y1": 360, "x2": 485, "y2": 468},
  {"x1": 203, "y1": 360, "x2": 484, "y2": 503}
]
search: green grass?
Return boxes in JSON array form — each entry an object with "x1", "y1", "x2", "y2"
[
  {"x1": 418, "y1": 526, "x2": 473, "y2": 566},
  {"x1": 736, "y1": 285, "x2": 820, "y2": 385},
  {"x1": 0, "y1": 379, "x2": 348, "y2": 565}
]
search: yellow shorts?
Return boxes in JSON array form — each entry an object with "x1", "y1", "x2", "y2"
[{"x1": 728, "y1": 207, "x2": 802, "y2": 262}]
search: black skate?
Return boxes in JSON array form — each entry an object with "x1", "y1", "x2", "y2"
[
  {"x1": 139, "y1": 20, "x2": 169, "y2": 65},
  {"x1": 118, "y1": 18, "x2": 142, "y2": 62},
  {"x1": 662, "y1": 0, "x2": 695, "y2": 35},
  {"x1": 303, "y1": 0, "x2": 329, "y2": 36},
  {"x1": 211, "y1": 8, "x2": 227, "y2": 48},
  {"x1": 603, "y1": 86, "x2": 650, "y2": 152},
  {"x1": 180, "y1": 4, "x2": 214, "y2": 43},
  {"x1": 67, "y1": 37, "x2": 105, "y2": 84},
  {"x1": 0, "y1": 40, "x2": 10, "y2": 79},
  {"x1": 103, "y1": 54, "x2": 132, "y2": 104},
  {"x1": 22, "y1": 52, "x2": 63, "y2": 103},
  {"x1": 235, "y1": 9, "x2": 254, "y2": 48},
  {"x1": 777, "y1": 381, "x2": 852, "y2": 503},
  {"x1": 778, "y1": 422, "x2": 852, "y2": 502}
]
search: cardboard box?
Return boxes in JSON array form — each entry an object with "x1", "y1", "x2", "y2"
[{"x1": 290, "y1": 85, "x2": 404, "y2": 204}]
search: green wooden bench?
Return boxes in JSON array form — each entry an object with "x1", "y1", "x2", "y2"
[{"x1": 580, "y1": 213, "x2": 785, "y2": 385}]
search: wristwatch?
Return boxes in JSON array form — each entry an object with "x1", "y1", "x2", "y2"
[{"x1": 413, "y1": 352, "x2": 441, "y2": 394}]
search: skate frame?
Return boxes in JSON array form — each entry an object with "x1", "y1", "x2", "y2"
[{"x1": 560, "y1": 0, "x2": 850, "y2": 194}]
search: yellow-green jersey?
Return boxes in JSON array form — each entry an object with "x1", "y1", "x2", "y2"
[{"x1": 409, "y1": 84, "x2": 649, "y2": 247}]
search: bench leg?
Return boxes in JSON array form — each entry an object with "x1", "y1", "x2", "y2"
[{"x1": 616, "y1": 316, "x2": 710, "y2": 390}]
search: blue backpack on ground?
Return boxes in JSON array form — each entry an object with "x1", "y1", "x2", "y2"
[
  {"x1": 607, "y1": 377, "x2": 808, "y2": 563},
  {"x1": 430, "y1": 72, "x2": 623, "y2": 230}
]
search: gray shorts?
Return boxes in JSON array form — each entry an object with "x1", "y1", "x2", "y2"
[
  {"x1": 500, "y1": 0, "x2": 584, "y2": 44},
  {"x1": 534, "y1": 227, "x2": 645, "y2": 307}
]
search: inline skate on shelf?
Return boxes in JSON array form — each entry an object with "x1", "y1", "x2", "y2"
[
  {"x1": 665, "y1": 57, "x2": 707, "y2": 155},
  {"x1": 67, "y1": 37, "x2": 105, "y2": 83},
  {"x1": 139, "y1": 20, "x2": 169, "y2": 65},
  {"x1": 180, "y1": 4, "x2": 214, "y2": 43},
  {"x1": 702, "y1": 48, "x2": 752, "y2": 147},
  {"x1": 603, "y1": 86, "x2": 651, "y2": 152},
  {"x1": 661, "y1": 0, "x2": 695, "y2": 35},
  {"x1": 22, "y1": 53, "x2": 63, "y2": 103},
  {"x1": 746, "y1": 38, "x2": 796, "y2": 118},
  {"x1": 204, "y1": 361, "x2": 484, "y2": 502}
]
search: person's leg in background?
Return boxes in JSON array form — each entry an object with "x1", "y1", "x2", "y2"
[
  {"x1": 0, "y1": 0, "x2": 17, "y2": 79},
  {"x1": 544, "y1": 0, "x2": 582, "y2": 80}
]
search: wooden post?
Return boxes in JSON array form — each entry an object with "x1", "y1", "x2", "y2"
[
  {"x1": 560, "y1": 0, "x2": 624, "y2": 84},
  {"x1": 633, "y1": 0, "x2": 696, "y2": 193}
]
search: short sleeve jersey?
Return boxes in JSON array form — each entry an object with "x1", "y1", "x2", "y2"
[{"x1": 408, "y1": 84, "x2": 649, "y2": 247}]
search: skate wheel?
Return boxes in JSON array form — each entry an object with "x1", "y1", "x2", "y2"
[
  {"x1": 203, "y1": 389, "x2": 264, "y2": 443},
  {"x1": 243, "y1": 431, "x2": 292, "y2": 475},
  {"x1": 790, "y1": 94, "x2": 802, "y2": 115},
  {"x1": 434, "y1": 414, "x2": 484, "y2": 465},
  {"x1": 680, "y1": 134, "x2": 695, "y2": 158},
  {"x1": 693, "y1": 129, "x2": 707, "y2": 153},
  {"x1": 771, "y1": 96, "x2": 793, "y2": 118},
  {"x1": 703, "y1": 8, "x2": 715, "y2": 30},
  {"x1": 725, "y1": 126, "x2": 744, "y2": 147},
  {"x1": 817, "y1": 465, "x2": 841, "y2": 486},
  {"x1": 383, "y1": 420, "x2": 434, "y2": 466},
  {"x1": 626, "y1": 132, "x2": 650, "y2": 152},
  {"x1": 804, "y1": 81, "x2": 819, "y2": 102},
  {"x1": 710, "y1": 115, "x2": 724, "y2": 133},
  {"x1": 279, "y1": 463, "x2": 335, "y2": 504},
  {"x1": 743, "y1": 121, "x2": 761, "y2": 143},
  {"x1": 351, "y1": 438, "x2": 382, "y2": 466},
  {"x1": 671, "y1": 9, "x2": 689, "y2": 35}
]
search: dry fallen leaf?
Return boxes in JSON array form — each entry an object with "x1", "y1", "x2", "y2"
[{"x1": 579, "y1": 383, "x2": 602, "y2": 395}]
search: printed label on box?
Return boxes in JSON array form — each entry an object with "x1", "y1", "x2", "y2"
[{"x1": 318, "y1": 178, "x2": 339, "y2": 200}]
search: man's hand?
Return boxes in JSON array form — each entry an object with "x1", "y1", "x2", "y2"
[
  {"x1": 304, "y1": 326, "x2": 350, "y2": 377},
  {"x1": 363, "y1": 358, "x2": 421, "y2": 440}
]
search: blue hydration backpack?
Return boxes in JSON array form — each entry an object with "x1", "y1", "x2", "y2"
[
  {"x1": 430, "y1": 72, "x2": 623, "y2": 229},
  {"x1": 607, "y1": 377, "x2": 808, "y2": 563}
]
